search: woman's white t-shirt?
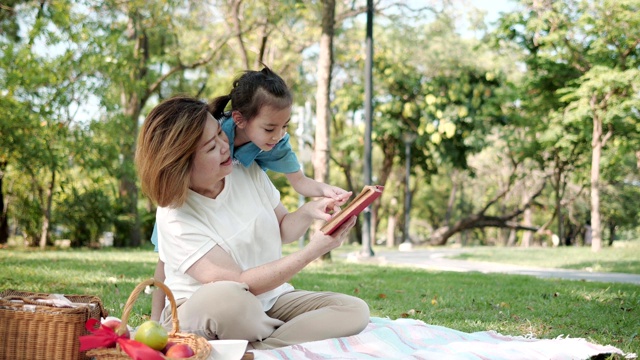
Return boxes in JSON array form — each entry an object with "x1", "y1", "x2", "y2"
[{"x1": 157, "y1": 162, "x2": 294, "y2": 311}]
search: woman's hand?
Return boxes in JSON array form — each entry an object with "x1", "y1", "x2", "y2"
[
  {"x1": 301, "y1": 197, "x2": 343, "y2": 222},
  {"x1": 308, "y1": 215, "x2": 357, "y2": 254}
]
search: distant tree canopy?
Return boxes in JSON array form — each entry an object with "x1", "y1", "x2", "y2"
[{"x1": 0, "y1": 0, "x2": 638, "y2": 249}]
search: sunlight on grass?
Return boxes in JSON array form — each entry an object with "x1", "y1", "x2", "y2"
[{"x1": 448, "y1": 240, "x2": 640, "y2": 274}]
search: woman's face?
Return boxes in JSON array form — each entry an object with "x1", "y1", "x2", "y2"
[
  {"x1": 239, "y1": 105, "x2": 291, "y2": 151},
  {"x1": 189, "y1": 114, "x2": 232, "y2": 197}
]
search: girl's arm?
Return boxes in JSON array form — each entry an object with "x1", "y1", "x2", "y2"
[{"x1": 286, "y1": 170, "x2": 351, "y2": 204}]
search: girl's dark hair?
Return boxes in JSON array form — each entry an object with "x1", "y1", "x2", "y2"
[{"x1": 209, "y1": 66, "x2": 292, "y2": 121}]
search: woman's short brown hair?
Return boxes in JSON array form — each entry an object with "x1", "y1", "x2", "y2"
[{"x1": 136, "y1": 95, "x2": 210, "y2": 208}]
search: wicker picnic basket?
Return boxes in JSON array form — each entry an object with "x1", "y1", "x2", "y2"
[
  {"x1": 0, "y1": 288, "x2": 107, "y2": 360},
  {"x1": 87, "y1": 278, "x2": 211, "y2": 360}
]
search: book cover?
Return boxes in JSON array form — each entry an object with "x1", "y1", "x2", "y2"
[{"x1": 320, "y1": 185, "x2": 384, "y2": 235}]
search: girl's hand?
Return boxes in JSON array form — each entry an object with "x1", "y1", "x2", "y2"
[{"x1": 321, "y1": 185, "x2": 351, "y2": 206}]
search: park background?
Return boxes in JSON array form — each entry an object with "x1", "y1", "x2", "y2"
[
  {"x1": 1, "y1": 0, "x2": 639, "y2": 357},
  {"x1": 1, "y1": 0, "x2": 639, "y2": 252}
]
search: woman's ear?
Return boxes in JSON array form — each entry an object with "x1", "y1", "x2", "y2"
[{"x1": 231, "y1": 111, "x2": 247, "y2": 129}]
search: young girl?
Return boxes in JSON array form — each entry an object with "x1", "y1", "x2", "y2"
[{"x1": 209, "y1": 66, "x2": 350, "y2": 201}]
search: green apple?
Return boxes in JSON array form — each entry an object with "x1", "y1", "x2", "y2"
[{"x1": 134, "y1": 320, "x2": 169, "y2": 351}]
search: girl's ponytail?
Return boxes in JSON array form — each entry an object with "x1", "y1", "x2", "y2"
[{"x1": 208, "y1": 94, "x2": 232, "y2": 120}]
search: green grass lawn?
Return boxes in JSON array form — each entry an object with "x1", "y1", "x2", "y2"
[
  {"x1": 447, "y1": 240, "x2": 640, "y2": 274},
  {"x1": 1, "y1": 247, "x2": 638, "y2": 357}
]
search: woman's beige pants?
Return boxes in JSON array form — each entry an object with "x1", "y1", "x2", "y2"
[{"x1": 161, "y1": 281, "x2": 370, "y2": 350}]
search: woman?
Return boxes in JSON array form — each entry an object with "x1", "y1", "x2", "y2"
[{"x1": 135, "y1": 96, "x2": 370, "y2": 350}]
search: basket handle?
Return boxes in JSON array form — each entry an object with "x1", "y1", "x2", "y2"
[{"x1": 117, "y1": 278, "x2": 180, "y2": 337}]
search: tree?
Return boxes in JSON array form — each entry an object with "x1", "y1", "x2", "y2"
[
  {"x1": 428, "y1": 137, "x2": 547, "y2": 245},
  {"x1": 87, "y1": 0, "x2": 229, "y2": 246},
  {"x1": 0, "y1": 0, "x2": 103, "y2": 248},
  {"x1": 493, "y1": 0, "x2": 640, "y2": 251},
  {"x1": 561, "y1": 66, "x2": 640, "y2": 251},
  {"x1": 313, "y1": 0, "x2": 336, "y2": 259}
]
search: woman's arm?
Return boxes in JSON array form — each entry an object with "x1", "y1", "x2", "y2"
[
  {"x1": 275, "y1": 198, "x2": 342, "y2": 244},
  {"x1": 185, "y1": 215, "x2": 356, "y2": 297},
  {"x1": 150, "y1": 259, "x2": 166, "y2": 321}
]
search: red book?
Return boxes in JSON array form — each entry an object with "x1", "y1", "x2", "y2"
[{"x1": 321, "y1": 185, "x2": 384, "y2": 235}]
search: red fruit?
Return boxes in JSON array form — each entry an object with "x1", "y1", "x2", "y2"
[
  {"x1": 162, "y1": 341, "x2": 178, "y2": 354},
  {"x1": 102, "y1": 319, "x2": 130, "y2": 338},
  {"x1": 165, "y1": 343, "x2": 194, "y2": 358}
]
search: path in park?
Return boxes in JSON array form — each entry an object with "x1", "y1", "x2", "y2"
[{"x1": 345, "y1": 248, "x2": 640, "y2": 285}]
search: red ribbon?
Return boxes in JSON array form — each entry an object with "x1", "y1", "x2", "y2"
[{"x1": 79, "y1": 318, "x2": 164, "y2": 360}]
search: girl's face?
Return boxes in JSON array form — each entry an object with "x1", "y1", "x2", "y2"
[
  {"x1": 235, "y1": 105, "x2": 291, "y2": 151},
  {"x1": 189, "y1": 114, "x2": 232, "y2": 198}
]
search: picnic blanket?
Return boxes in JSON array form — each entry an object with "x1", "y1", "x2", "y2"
[{"x1": 251, "y1": 317, "x2": 635, "y2": 360}]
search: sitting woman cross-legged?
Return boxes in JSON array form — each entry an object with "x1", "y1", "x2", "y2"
[{"x1": 135, "y1": 96, "x2": 370, "y2": 350}]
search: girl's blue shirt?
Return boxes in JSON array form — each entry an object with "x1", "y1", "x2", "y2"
[{"x1": 221, "y1": 116, "x2": 300, "y2": 174}]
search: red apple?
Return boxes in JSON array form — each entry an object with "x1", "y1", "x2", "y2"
[
  {"x1": 162, "y1": 341, "x2": 178, "y2": 354},
  {"x1": 102, "y1": 319, "x2": 130, "y2": 338},
  {"x1": 165, "y1": 343, "x2": 194, "y2": 358}
]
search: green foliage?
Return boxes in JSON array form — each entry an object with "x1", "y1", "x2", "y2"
[
  {"x1": 54, "y1": 187, "x2": 115, "y2": 246},
  {"x1": 0, "y1": 0, "x2": 102, "y2": 246},
  {"x1": 358, "y1": 15, "x2": 506, "y2": 174},
  {"x1": 485, "y1": 0, "x2": 640, "y2": 245},
  {"x1": 1, "y1": 0, "x2": 639, "y2": 249}
]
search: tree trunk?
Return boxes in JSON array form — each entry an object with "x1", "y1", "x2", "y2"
[
  {"x1": 120, "y1": 94, "x2": 142, "y2": 247},
  {"x1": 0, "y1": 161, "x2": 7, "y2": 245},
  {"x1": 445, "y1": 171, "x2": 457, "y2": 226},
  {"x1": 116, "y1": 10, "x2": 147, "y2": 247},
  {"x1": 314, "y1": 0, "x2": 335, "y2": 260},
  {"x1": 590, "y1": 99, "x2": 603, "y2": 252},
  {"x1": 386, "y1": 199, "x2": 398, "y2": 248},
  {"x1": 430, "y1": 180, "x2": 546, "y2": 245},
  {"x1": 230, "y1": 0, "x2": 250, "y2": 69},
  {"x1": 608, "y1": 222, "x2": 616, "y2": 246},
  {"x1": 506, "y1": 229, "x2": 517, "y2": 246},
  {"x1": 429, "y1": 213, "x2": 539, "y2": 245},
  {"x1": 371, "y1": 139, "x2": 398, "y2": 244},
  {"x1": 39, "y1": 169, "x2": 55, "y2": 249},
  {"x1": 521, "y1": 197, "x2": 533, "y2": 248},
  {"x1": 554, "y1": 164, "x2": 564, "y2": 245}
]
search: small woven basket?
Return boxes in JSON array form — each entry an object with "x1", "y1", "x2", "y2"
[
  {"x1": 0, "y1": 289, "x2": 107, "y2": 360},
  {"x1": 87, "y1": 278, "x2": 211, "y2": 360}
]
